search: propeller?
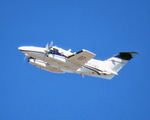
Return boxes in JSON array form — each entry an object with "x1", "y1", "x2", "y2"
[
  {"x1": 49, "y1": 41, "x2": 53, "y2": 49},
  {"x1": 23, "y1": 54, "x2": 33, "y2": 64},
  {"x1": 24, "y1": 56, "x2": 27, "y2": 62},
  {"x1": 44, "y1": 41, "x2": 53, "y2": 57},
  {"x1": 23, "y1": 56, "x2": 29, "y2": 65}
]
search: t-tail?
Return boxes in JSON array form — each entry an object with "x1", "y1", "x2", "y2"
[{"x1": 103, "y1": 52, "x2": 139, "y2": 79}]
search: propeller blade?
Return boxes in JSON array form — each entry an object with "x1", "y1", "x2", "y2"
[
  {"x1": 45, "y1": 43, "x2": 50, "y2": 53},
  {"x1": 24, "y1": 56, "x2": 26, "y2": 62},
  {"x1": 44, "y1": 53, "x2": 48, "y2": 58},
  {"x1": 23, "y1": 56, "x2": 29, "y2": 65},
  {"x1": 49, "y1": 41, "x2": 53, "y2": 49},
  {"x1": 45, "y1": 43, "x2": 49, "y2": 49},
  {"x1": 44, "y1": 41, "x2": 53, "y2": 58}
]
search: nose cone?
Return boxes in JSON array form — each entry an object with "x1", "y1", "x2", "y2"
[
  {"x1": 18, "y1": 46, "x2": 23, "y2": 51},
  {"x1": 18, "y1": 46, "x2": 44, "y2": 53},
  {"x1": 18, "y1": 46, "x2": 29, "y2": 51},
  {"x1": 18, "y1": 46, "x2": 29, "y2": 52}
]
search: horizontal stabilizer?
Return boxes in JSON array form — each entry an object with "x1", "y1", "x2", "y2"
[
  {"x1": 67, "y1": 49, "x2": 96, "y2": 66},
  {"x1": 114, "y1": 52, "x2": 139, "y2": 60}
]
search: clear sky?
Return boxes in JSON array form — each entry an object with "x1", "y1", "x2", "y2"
[{"x1": 0, "y1": 0, "x2": 150, "y2": 120}]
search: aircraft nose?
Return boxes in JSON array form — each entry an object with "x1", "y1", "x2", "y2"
[
  {"x1": 18, "y1": 46, "x2": 28, "y2": 51},
  {"x1": 18, "y1": 46, "x2": 23, "y2": 51}
]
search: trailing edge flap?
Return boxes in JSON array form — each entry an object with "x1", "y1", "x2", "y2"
[{"x1": 67, "y1": 49, "x2": 96, "y2": 66}]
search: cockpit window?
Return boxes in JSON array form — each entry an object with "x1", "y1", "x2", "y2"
[{"x1": 53, "y1": 48, "x2": 59, "y2": 52}]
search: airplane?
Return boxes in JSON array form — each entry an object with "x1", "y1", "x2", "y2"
[{"x1": 18, "y1": 41, "x2": 138, "y2": 80}]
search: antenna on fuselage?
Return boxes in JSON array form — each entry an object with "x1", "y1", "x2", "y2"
[{"x1": 68, "y1": 49, "x2": 71, "y2": 52}]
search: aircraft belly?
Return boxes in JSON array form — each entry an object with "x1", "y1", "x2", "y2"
[{"x1": 43, "y1": 66, "x2": 64, "y2": 73}]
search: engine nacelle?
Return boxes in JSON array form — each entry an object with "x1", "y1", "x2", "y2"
[{"x1": 28, "y1": 58, "x2": 46, "y2": 68}]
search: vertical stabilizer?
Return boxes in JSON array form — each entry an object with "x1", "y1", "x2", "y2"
[{"x1": 104, "y1": 52, "x2": 139, "y2": 72}]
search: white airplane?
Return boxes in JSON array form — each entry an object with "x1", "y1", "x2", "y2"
[{"x1": 18, "y1": 42, "x2": 138, "y2": 80}]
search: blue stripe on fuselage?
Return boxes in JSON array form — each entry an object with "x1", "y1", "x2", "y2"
[{"x1": 49, "y1": 50, "x2": 66, "y2": 57}]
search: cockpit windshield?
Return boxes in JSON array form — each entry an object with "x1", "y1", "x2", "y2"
[{"x1": 53, "y1": 48, "x2": 59, "y2": 52}]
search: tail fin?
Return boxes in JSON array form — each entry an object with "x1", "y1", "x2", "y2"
[{"x1": 104, "y1": 52, "x2": 139, "y2": 72}]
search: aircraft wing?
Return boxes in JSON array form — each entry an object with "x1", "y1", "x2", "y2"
[{"x1": 67, "y1": 49, "x2": 96, "y2": 66}]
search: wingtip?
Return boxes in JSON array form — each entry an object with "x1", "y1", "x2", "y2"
[{"x1": 129, "y1": 52, "x2": 139, "y2": 57}]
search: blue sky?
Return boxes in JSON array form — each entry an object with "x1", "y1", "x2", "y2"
[{"x1": 0, "y1": 0, "x2": 150, "y2": 120}]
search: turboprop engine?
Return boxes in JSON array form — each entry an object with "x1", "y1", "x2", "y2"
[
  {"x1": 28, "y1": 58, "x2": 64, "y2": 73},
  {"x1": 28, "y1": 58, "x2": 46, "y2": 68}
]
